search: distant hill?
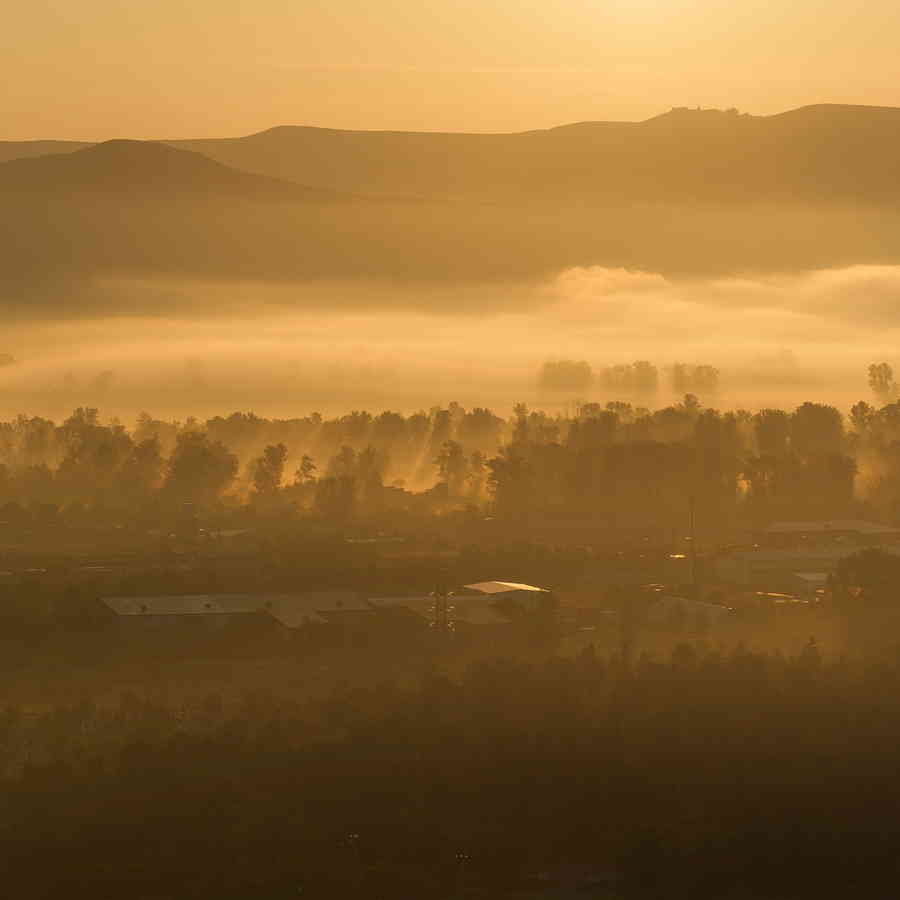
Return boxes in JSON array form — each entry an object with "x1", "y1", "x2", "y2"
[
  {"x1": 165, "y1": 104, "x2": 900, "y2": 205},
  {"x1": 0, "y1": 140, "x2": 90, "y2": 164},
  {"x1": 5, "y1": 104, "x2": 900, "y2": 205},
  {"x1": 0, "y1": 140, "x2": 346, "y2": 202},
  {"x1": 4, "y1": 105, "x2": 900, "y2": 304}
]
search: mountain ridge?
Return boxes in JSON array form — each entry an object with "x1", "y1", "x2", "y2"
[
  {"x1": 4, "y1": 104, "x2": 900, "y2": 295},
  {"x1": 0, "y1": 139, "x2": 351, "y2": 202},
  {"x1": 167, "y1": 103, "x2": 900, "y2": 204},
  {"x1": 7, "y1": 102, "x2": 898, "y2": 143},
  {"x1": 5, "y1": 103, "x2": 900, "y2": 205}
]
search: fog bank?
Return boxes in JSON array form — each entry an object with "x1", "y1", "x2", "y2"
[{"x1": 1, "y1": 264, "x2": 897, "y2": 420}]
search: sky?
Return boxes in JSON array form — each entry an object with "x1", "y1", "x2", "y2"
[{"x1": 5, "y1": 0, "x2": 900, "y2": 140}]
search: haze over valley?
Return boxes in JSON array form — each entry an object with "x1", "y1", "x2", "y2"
[
  {"x1": 11, "y1": 1, "x2": 900, "y2": 895},
  {"x1": 4, "y1": 104, "x2": 900, "y2": 419}
]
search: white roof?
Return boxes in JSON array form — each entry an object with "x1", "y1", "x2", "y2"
[{"x1": 463, "y1": 581, "x2": 549, "y2": 595}]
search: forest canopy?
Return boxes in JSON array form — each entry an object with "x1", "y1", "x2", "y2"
[{"x1": 1, "y1": 390, "x2": 899, "y2": 536}]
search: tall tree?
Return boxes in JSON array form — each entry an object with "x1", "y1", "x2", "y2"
[
  {"x1": 252, "y1": 443, "x2": 289, "y2": 500},
  {"x1": 869, "y1": 362, "x2": 896, "y2": 401},
  {"x1": 164, "y1": 431, "x2": 238, "y2": 505}
]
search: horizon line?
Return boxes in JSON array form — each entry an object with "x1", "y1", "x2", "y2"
[{"x1": 4, "y1": 101, "x2": 900, "y2": 146}]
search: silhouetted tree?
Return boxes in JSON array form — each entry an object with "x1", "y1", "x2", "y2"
[
  {"x1": 251, "y1": 443, "x2": 288, "y2": 499},
  {"x1": 869, "y1": 362, "x2": 896, "y2": 400},
  {"x1": 115, "y1": 437, "x2": 163, "y2": 505},
  {"x1": 754, "y1": 408, "x2": 791, "y2": 457},
  {"x1": 487, "y1": 446, "x2": 532, "y2": 518},
  {"x1": 164, "y1": 431, "x2": 238, "y2": 505},
  {"x1": 850, "y1": 400, "x2": 875, "y2": 435},
  {"x1": 314, "y1": 475, "x2": 356, "y2": 522},
  {"x1": 294, "y1": 454, "x2": 317, "y2": 484},
  {"x1": 671, "y1": 363, "x2": 720, "y2": 395},
  {"x1": 791, "y1": 402, "x2": 843, "y2": 457},
  {"x1": 435, "y1": 440, "x2": 467, "y2": 497},
  {"x1": 602, "y1": 360, "x2": 659, "y2": 396},
  {"x1": 538, "y1": 359, "x2": 593, "y2": 393}
]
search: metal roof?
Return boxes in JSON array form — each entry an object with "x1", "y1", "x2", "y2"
[
  {"x1": 368, "y1": 595, "x2": 431, "y2": 615},
  {"x1": 462, "y1": 581, "x2": 549, "y2": 595},
  {"x1": 792, "y1": 571, "x2": 830, "y2": 584},
  {"x1": 263, "y1": 592, "x2": 369, "y2": 628},
  {"x1": 102, "y1": 592, "x2": 365, "y2": 622},
  {"x1": 724, "y1": 547, "x2": 890, "y2": 563},
  {"x1": 103, "y1": 595, "x2": 238, "y2": 617},
  {"x1": 765, "y1": 520, "x2": 900, "y2": 535},
  {"x1": 454, "y1": 604, "x2": 512, "y2": 626}
]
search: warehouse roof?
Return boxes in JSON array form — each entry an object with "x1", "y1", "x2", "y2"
[
  {"x1": 462, "y1": 581, "x2": 549, "y2": 595},
  {"x1": 264, "y1": 592, "x2": 369, "y2": 628},
  {"x1": 765, "y1": 520, "x2": 900, "y2": 535},
  {"x1": 102, "y1": 592, "x2": 366, "y2": 624},
  {"x1": 103, "y1": 595, "x2": 239, "y2": 617}
]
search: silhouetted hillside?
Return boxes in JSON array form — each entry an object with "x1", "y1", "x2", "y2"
[
  {"x1": 0, "y1": 141, "x2": 371, "y2": 293},
  {"x1": 4, "y1": 106, "x2": 900, "y2": 302},
  {"x1": 5, "y1": 104, "x2": 900, "y2": 205},
  {"x1": 166, "y1": 104, "x2": 900, "y2": 205},
  {"x1": 0, "y1": 140, "x2": 345, "y2": 201},
  {"x1": 0, "y1": 140, "x2": 90, "y2": 164}
]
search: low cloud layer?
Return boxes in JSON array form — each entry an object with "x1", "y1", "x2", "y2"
[
  {"x1": 0, "y1": 265, "x2": 897, "y2": 421},
  {"x1": 550, "y1": 263, "x2": 900, "y2": 337}
]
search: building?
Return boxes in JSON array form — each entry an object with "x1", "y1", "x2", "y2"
[
  {"x1": 456, "y1": 581, "x2": 556, "y2": 613},
  {"x1": 99, "y1": 585, "x2": 556, "y2": 643},
  {"x1": 761, "y1": 520, "x2": 900, "y2": 547},
  {"x1": 101, "y1": 591, "x2": 369, "y2": 632},
  {"x1": 646, "y1": 593, "x2": 734, "y2": 629},
  {"x1": 371, "y1": 583, "x2": 556, "y2": 633},
  {"x1": 258, "y1": 592, "x2": 370, "y2": 629},
  {"x1": 102, "y1": 594, "x2": 264, "y2": 630},
  {"x1": 713, "y1": 545, "x2": 900, "y2": 589},
  {"x1": 788, "y1": 571, "x2": 830, "y2": 600}
]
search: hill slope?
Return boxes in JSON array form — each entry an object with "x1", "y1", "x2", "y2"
[
  {"x1": 4, "y1": 106, "x2": 900, "y2": 304},
  {"x1": 0, "y1": 140, "x2": 346, "y2": 201},
  {"x1": 4, "y1": 104, "x2": 900, "y2": 205},
  {"x1": 0, "y1": 140, "x2": 90, "y2": 164},
  {"x1": 166, "y1": 104, "x2": 900, "y2": 205}
]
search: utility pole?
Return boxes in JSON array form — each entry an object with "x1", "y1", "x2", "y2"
[
  {"x1": 432, "y1": 587, "x2": 450, "y2": 632},
  {"x1": 688, "y1": 494, "x2": 698, "y2": 600},
  {"x1": 431, "y1": 571, "x2": 454, "y2": 635}
]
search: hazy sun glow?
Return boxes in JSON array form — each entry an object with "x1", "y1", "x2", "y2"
[{"x1": 4, "y1": 0, "x2": 900, "y2": 139}]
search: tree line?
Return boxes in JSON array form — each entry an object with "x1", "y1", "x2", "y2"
[
  {"x1": 538, "y1": 358, "x2": 720, "y2": 395},
  {"x1": 3, "y1": 394, "x2": 900, "y2": 532}
]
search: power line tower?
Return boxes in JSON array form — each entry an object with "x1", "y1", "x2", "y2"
[{"x1": 430, "y1": 572, "x2": 455, "y2": 634}]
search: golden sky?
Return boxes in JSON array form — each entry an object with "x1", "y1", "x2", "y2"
[{"x1": 5, "y1": 0, "x2": 900, "y2": 140}]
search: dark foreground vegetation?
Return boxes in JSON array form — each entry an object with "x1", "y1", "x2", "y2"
[
  {"x1": 3, "y1": 644, "x2": 900, "y2": 898},
  {"x1": 3, "y1": 389, "x2": 900, "y2": 897}
]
